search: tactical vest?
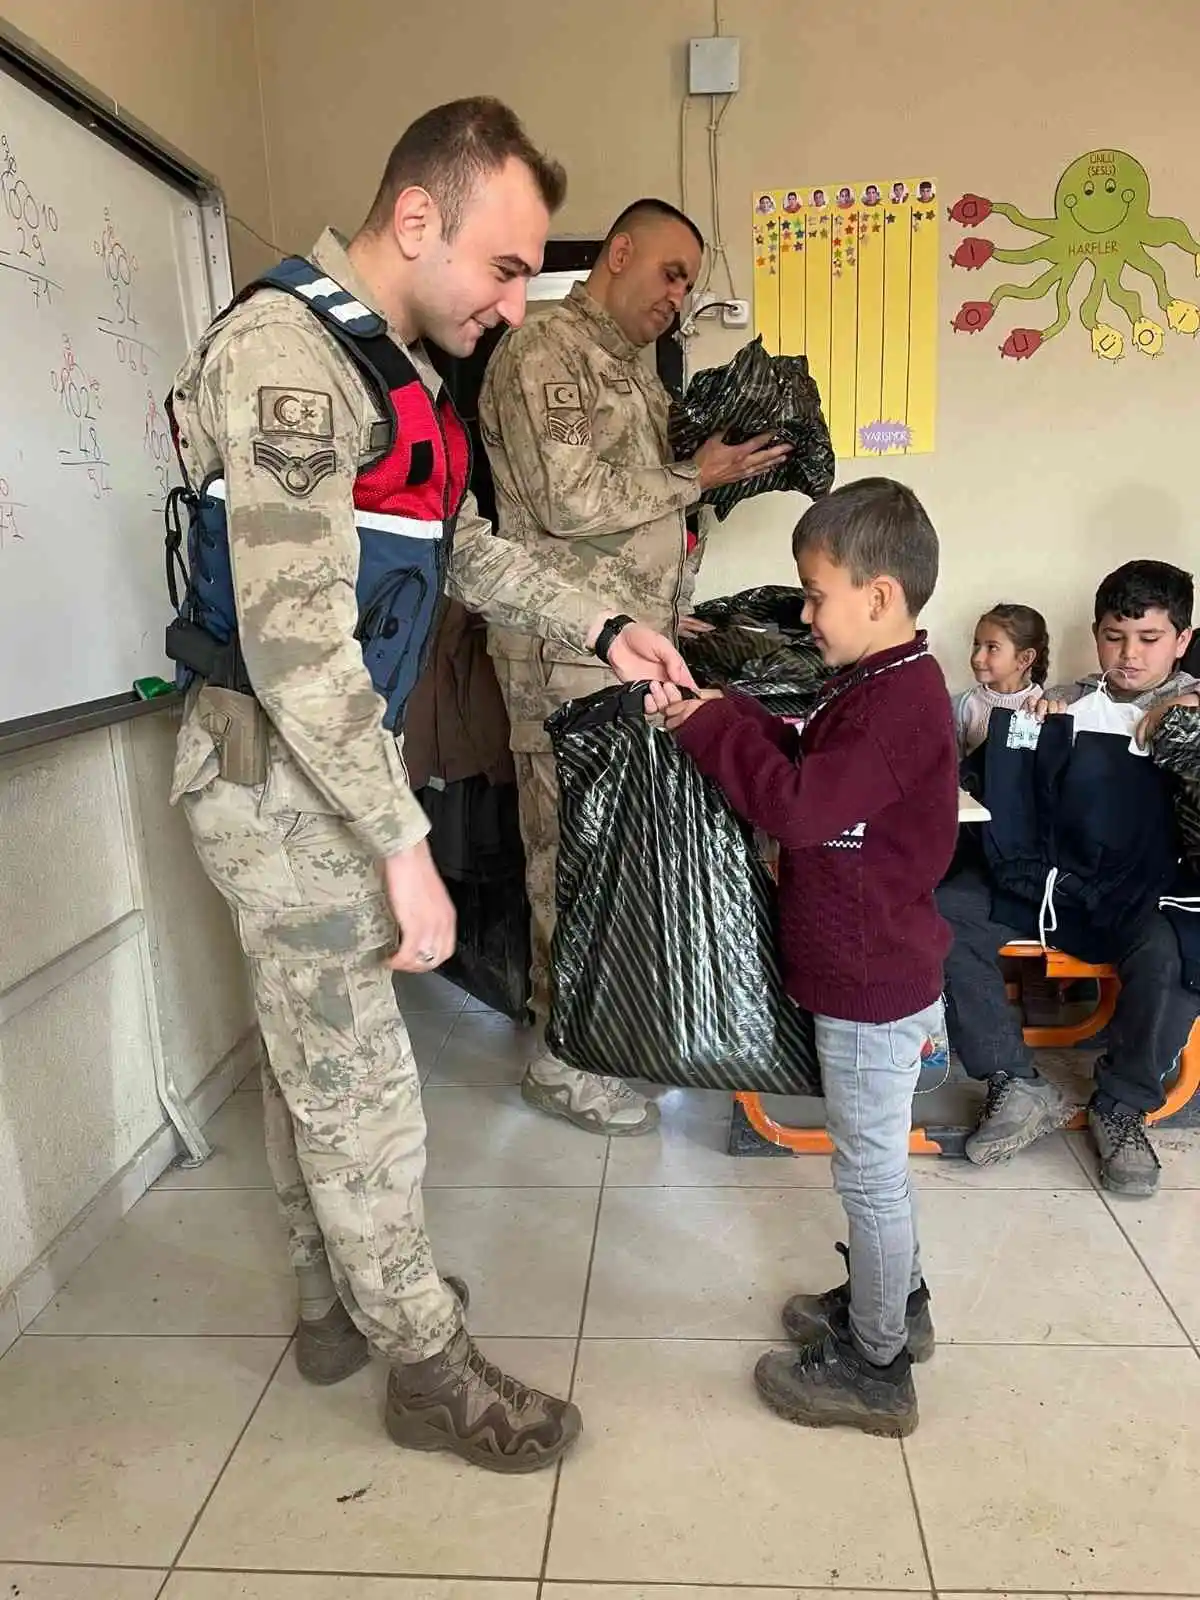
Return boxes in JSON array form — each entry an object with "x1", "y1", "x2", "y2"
[{"x1": 164, "y1": 257, "x2": 470, "y2": 732}]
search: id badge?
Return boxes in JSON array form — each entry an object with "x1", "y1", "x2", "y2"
[{"x1": 1006, "y1": 709, "x2": 1040, "y2": 751}]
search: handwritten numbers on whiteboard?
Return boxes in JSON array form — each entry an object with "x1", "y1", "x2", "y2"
[
  {"x1": 144, "y1": 390, "x2": 172, "y2": 502},
  {"x1": 0, "y1": 131, "x2": 62, "y2": 306},
  {"x1": 95, "y1": 209, "x2": 139, "y2": 327},
  {"x1": 51, "y1": 336, "x2": 111, "y2": 495},
  {"x1": 0, "y1": 475, "x2": 25, "y2": 549},
  {"x1": 95, "y1": 208, "x2": 154, "y2": 374}
]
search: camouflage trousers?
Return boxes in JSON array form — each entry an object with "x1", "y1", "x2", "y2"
[
  {"x1": 183, "y1": 774, "x2": 462, "y2": 1363},
  {"x1": 492, "y1": 654, "x2": 617, "y2": 1029},
  {"x1": 511, "y1": 750, "x2": 560, "y2": 1026}
]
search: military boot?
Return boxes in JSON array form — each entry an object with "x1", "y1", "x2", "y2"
[
  {"x1": 385, "y1": 1326, "x2": 582, "y2": 1473},
  {"x1": 296, "y1": 1274, "x2": 469, "y2": 1386}
]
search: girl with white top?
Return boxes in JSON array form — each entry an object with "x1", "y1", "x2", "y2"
[{"x1": 952, "y1": 603, "x2": 1049, "y2": 757}]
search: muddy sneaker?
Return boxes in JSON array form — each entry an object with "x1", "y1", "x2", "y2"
[
  {"x1": 781, "y1": 1243, "x2": 935, "y2": 1363},
  {"x1": 522, "y1": 1053, "x2": 659, "y2": 1137},
  {"x1": 296, "y1": 1274, "x2": 469, "y2": 1386},
  {"x1": 965, "y1": 1072, "x2": 1077, "y2": 1166},
  {"x1": 1088, "y1": 1103, "x2": 1161, "y2": 1198},
  {"x1": 755, "y1": 1312, "x2": 917, "y2": 1438},
  {"x1": 385, "y1": 1326, "x2": 582, "y2": 1473}
]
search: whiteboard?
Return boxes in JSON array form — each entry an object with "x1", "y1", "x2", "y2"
[{"x1": 0, "y1": 48, "x2": 231, "y2": 734}]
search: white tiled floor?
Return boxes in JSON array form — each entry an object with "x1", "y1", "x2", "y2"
[{"x1": 3, "y1": 974, "x2": 1200, "y2": 1599}]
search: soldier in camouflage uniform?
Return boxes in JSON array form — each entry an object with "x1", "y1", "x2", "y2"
[
  {"x1": 169, "y1": 103, "x2": 693, "y2": 1474},
  {"x1": 480, "y1": 198, "x2": 792, "y2": 1135}
]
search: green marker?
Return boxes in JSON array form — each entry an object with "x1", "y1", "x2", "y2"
[{"x1": 133, "y1": 676, "x2": 174, "y2": 701}]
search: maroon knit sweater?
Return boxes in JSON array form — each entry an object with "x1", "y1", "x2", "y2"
[{"x1": 675, "y1": 634, "x2": 958, "y2": 1023}]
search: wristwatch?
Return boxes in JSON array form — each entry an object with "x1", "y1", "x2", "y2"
[{"x1": 593, "y1": 614, "x2": 636, "y2": 664}]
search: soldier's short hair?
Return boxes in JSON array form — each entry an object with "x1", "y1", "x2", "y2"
[
  {"x1": 364, "y1": 97, "x2": 567, "y2": 240},
  {"x1": 603, "y1": 198, "x2": 705, "y2": 254},
  {"x1": 793, "y1": 478, "x2": 940, "y2": 616}
]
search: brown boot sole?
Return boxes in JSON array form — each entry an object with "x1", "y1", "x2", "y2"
[
  {"x1": 759, "y1": 1393, "x2": 918, "y2": 1438},
  {"x1": 385, "y1": 1400, "x2": 583, "y2": 1474}
]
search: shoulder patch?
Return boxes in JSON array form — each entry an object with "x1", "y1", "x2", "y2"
[
  {"x1": 547, "y1": 411, "x2": 591, "y2": 447},
  {"x1": 251, "y1": 438, "x2": 338, "y2": 497},
  {"x1": 544, "y1": 381, "x2": 581, "y2": 411},
  {"x1": 257, "y1": 387, "x2": 334, "y2": 439}
]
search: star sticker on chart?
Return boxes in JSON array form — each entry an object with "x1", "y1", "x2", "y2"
[
  {"x1": 873, "y1": 222, "x2": 882, "y2": 233},
  {"x1": 925, "y1": 209, "x2": 936, "y2": 221},
  {"x1": 756, "y1": 256, "x2": 766, "y2": 267},
  {"x1": 885, "y1": 212, "x2": 896, "y2": 224}
]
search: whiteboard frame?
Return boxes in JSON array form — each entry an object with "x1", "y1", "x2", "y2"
[{"x1": 0, "y1": 18, "x2": 234, "y2": 758}]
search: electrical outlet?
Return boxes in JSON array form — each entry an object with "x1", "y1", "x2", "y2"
[
  {"x1": 691, "y1": 292, "x2": 723, "y2": 319},
  {"x1": 722, "y1": 299, "x2": 750, "y2": 328}
]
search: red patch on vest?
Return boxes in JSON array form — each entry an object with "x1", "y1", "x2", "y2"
[{"x1": 354, "y1": 382, "x2": 469, "y2": 521}]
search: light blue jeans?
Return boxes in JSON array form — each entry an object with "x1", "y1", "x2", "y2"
[{"x1": 815, "y1": 999, "x2": 944, "y2": 1365}]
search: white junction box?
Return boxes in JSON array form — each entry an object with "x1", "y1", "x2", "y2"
[{"x1": 689, "y1": 36, "x2": 740, "y2": 95}]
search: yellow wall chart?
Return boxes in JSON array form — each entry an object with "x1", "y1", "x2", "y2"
[{"x1": 753, "y1": 181, "x2": 938, "y2": 459}]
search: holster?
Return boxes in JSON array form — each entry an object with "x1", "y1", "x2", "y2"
[{"x1": 196, "y1": 685, "x2": 268, "y2": 786}]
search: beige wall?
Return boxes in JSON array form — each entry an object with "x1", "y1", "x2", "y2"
[
  {"x1": 0, "y1": 0, "x2": 276, "y2": 282},
  {"x1": 255, "y1": 0, "x2": 1200, "y2": 688},
  {"x1": 0, "y1": 4, "x2": 264, "y2": 1317}
]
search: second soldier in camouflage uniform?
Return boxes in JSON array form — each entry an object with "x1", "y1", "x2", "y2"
[
  {"x1": 169, "y1": 106, "x2": 693, "y2": 1473},
  {"x1": 481, "y1": 198, "x2": 792, "y2": 1135}
]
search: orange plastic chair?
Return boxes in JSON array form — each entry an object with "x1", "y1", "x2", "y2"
[
  {"x1": 732, "y1": 943, "x2": 1200, "y2": 1155},
  {"x1": 998, "y1": 943, "x2": 1200, "y2": 1128}
]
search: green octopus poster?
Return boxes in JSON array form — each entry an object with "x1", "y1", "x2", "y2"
[{"x1": 948, "y1": 149, "x2": 1200, "y2": 361}]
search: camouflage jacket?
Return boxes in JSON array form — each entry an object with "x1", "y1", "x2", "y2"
[
  {"x1": 480, "y1": 282, "x2": 702, "y2": 663},
  {"x1": 169, "y1": 230, "x2": 608, "y2": 859}
]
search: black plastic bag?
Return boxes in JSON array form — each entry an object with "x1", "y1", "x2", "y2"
[
  {"x1": 1149, "y1": 704, "x2": 1200, "y2": 875},
  {"x1": 684, "y1": 585, "x2": 831, "y2": 719},
  {"x1": 669, "y1": 338, "x2": 835, "y2": 521},
  {"x1": 692, "y1": 583, "x2": 813, "y2": 633},
  {"x1": 544, "y1": 684, "x2": 819, "y2": 1094},
  {"x1": 416, "y1": 777, "x2": 531, "y2": 1021}
]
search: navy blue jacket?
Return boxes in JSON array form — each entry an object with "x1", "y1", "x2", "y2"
[{"x1": 978, "y1": 709, "x2": 1179, "y2": 962}]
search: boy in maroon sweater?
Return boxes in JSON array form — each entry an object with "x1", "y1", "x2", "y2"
[{"x1": 663, "y1": 479, "x2": 958, "y2": 1436}]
